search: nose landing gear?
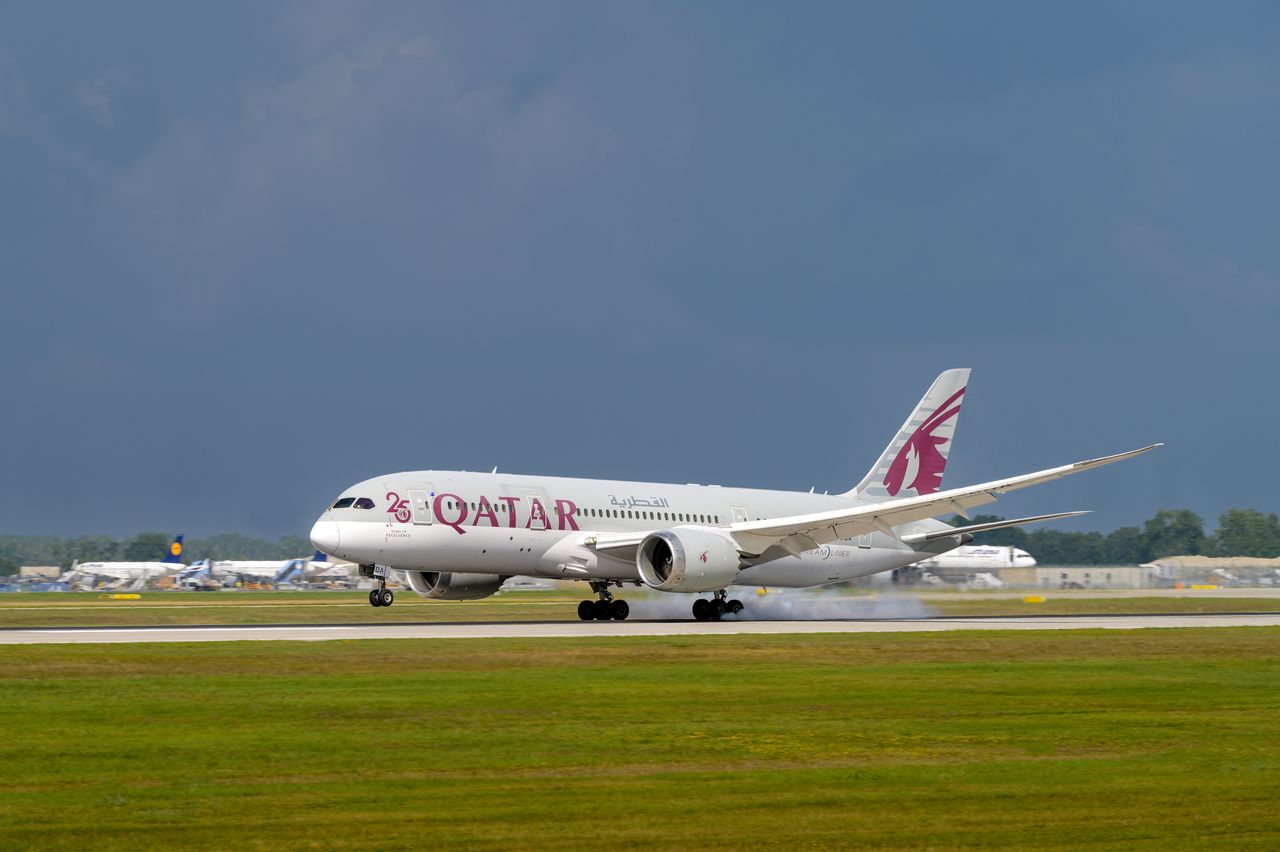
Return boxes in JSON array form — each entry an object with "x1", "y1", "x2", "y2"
[
  {"x1": 692, "y1": 590, "x2": 743, "y2": 621},
  {"x1": 577, "y1": 581, "x2": 629, "y2": 621},
  {"x1": 362, "y1": 564, "x2": 394, "y2": 607}
]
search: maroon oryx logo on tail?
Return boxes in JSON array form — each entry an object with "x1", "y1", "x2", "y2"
[{"x1": 883, "y1": 387, "x2": 965, "y2": 497}]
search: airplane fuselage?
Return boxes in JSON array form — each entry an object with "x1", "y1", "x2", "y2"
[
  {"x1": 74, "y1": 562, "x2": 180, "y2": 581},
  {"x1": 310, "y1": 470, "x2": 954, "y2": 588}
]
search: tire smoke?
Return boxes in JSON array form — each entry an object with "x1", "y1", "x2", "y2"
[{"x1": 622, "y1": 587, "x2": 935, "y2": 621}]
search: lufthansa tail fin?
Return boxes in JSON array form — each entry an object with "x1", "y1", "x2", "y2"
[
  {"x1": 161, "y1": 534, "x2": 185, "y2": 564},
  {"x1": 847, "y1": 369, "x2": 970, "y2": 500}
]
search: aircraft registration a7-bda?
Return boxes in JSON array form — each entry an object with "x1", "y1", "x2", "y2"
[{"x1": 310, "y1": 369, "x2": 1159, "y2": 621}]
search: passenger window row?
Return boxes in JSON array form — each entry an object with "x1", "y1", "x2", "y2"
[
  {"x1": 335, "y1": 496, "x2": 720, "y2": 525},
  {"x1": 575, "y1": 508, "x2": 719, "y2": 525}
]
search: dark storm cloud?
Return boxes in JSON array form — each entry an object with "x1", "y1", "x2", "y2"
[{"x1": 2, "y1": 2, "x2": 1278, "y2": 537}]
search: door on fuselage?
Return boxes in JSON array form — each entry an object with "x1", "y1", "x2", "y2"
[
  {"x1": 408, "y1": 488, "x2": 434, "y2": 525},
  {"x1": 507, "y1": 486, "x2": 552, "y2": 531}
]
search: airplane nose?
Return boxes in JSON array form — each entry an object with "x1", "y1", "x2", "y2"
[{"x1": 310, "y1": 520, "x2": 341, "y2": 554}]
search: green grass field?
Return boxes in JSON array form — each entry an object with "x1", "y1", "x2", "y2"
[
  {"x1": 1, "y1": 628, "x2": 1278, "y2": 849},
  {"x1": 2, "y1": 590, "x2": 1278, "y2": 627}
]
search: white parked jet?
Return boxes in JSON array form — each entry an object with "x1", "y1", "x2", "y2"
[
  {"x1": 66, "y1": 534, "x2": 186, "y2": 588},
  {"x1": 916, "y1": 545, "x2": 1037, "y2": 571},
  {"x1": 310, "y1": 369, "x2": 1159, "y2": 620},
  {"x1": 180, "y1": 552, "x2": 333, "y2": 586}
]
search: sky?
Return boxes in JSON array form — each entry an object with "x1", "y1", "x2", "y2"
[{"x1": 2, "y1": 1, "x2": 1278, "y2": 539}]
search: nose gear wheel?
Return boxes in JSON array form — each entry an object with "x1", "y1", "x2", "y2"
[{"x1": 368, "y1": 573, "x2": 394, "y2": 607}]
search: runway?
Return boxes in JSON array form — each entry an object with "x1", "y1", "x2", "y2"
[{"x1": 3, "y1": 612, "x2": 1278, "y2": 644}]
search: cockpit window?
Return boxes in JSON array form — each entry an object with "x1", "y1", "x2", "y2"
[
  {"x1": 353, "y1": 497, "x2": 376, "y2": 509},
  {"x1": 331, "y1": 497, "x2": 356, "y2": 509}
]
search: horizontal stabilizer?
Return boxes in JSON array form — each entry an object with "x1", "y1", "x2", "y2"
[{"x1": 900, "y1": 511, "x2": 1090, "y2": 546}]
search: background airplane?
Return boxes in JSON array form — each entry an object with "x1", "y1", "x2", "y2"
[
  {"x1": 916, "y1": 545, "x2": 1037, "y2": 571},
  {"x1": 64, "y1": 534, "x2": 186, "y2": 589},
  {"x1": 178, "y1": 552, "x2": 334, "y2": 588}
]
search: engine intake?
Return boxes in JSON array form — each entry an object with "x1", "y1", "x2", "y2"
[
  {"x1": 406, "y1": 571, "x2": 505, "y2": 600},
  {"x1": 637, "y1": 526, "x2": 741, "y2": 592}
]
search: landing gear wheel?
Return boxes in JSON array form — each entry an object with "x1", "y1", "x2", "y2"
[
  {"x1": 707, "y1": 599, "x2": 726, "y2": 621},
  {"x1": 726, "y1": 599, "x2": 744, "y2": 615},
  {"x1": 611, "y1": 599, "x2": 630, "y2": 621},
  {"x1": 577, "y1": 600, "x2": 595, "y2": 621},
  {"x1": 369, "y1": 589, "x2": 382, "y2": 607},
  {"x1": 692, "y1": 598, "x2": 710, "y2": 621},
  {"x1": 593, "y1": 599, "x2": 614, "y2": 620},
  {"x1": 379, "y1": 588, "x2": 394, "y2": 607}
]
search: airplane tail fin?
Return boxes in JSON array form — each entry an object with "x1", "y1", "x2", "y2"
[
  {"x1": 161, "y1": 534, "x2": 185, "y2": 564},
  {"x1": 312, "y1": 550, "x2": 327, "y2": 563},
  {"x1": 846, "y1": 369, "x2": 970, "y2": 500}
]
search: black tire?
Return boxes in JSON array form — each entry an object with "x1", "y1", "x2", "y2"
[
  {"x1": 708, "y1": 599, "x2": 725, "y2": 621},
  {"x1": 577, "y1": 600, "x2": 594, "y2": 621},
  {"x1": 380, "y1": 589, "x2": 394, "y2": 607},
  {"x1": 611, "y1": 599, "x2": 630, "y2": 621},
  {"x1": 593, "y1": 599, "x2": 613, "y2": 620},
  {"x1": 691, "y1": 598, "x2": 710, "y2": 621},
  {"x1": 369, "y1": 589, "x2": 382, "y2": 607},
  {"x1": 727, "y1": 600, "x2": 744, "y2": 614}
]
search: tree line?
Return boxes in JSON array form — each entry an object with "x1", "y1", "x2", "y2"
[
  {"x1": 0, "y1": 532, "x2": 312, "y2": 576},
  {"x1": 952, "y1": 508, "x2": 1280, "y2": 565}
]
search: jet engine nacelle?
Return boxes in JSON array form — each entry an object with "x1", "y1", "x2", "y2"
[
  {"x1": 406, "y1": 571, "x2": 506, "y2": 601},
  {"x1": 637, "y1": 526, "x2": 741, "y2": 592}
]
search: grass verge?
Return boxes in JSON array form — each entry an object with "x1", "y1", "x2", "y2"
[{"x1": 0, "y1": 628, "x2": 1277, "y2": 848}]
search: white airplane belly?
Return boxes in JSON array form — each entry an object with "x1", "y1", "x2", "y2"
[{"x1": 739, "y1": 546, "x2": 921, "y2": 588}]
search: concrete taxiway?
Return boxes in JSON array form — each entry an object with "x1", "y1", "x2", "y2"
[{"x1": 2, "y1": 612, "x2": 1278, "y2": 644}]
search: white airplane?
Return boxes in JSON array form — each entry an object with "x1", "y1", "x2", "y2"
[
  {"x1": 180, "y1": 552, "x2": 333, "y2": 586},
  {"x1": 310, "y1": 369, "x2": 1160, "y2": 620},
  {"x1": 916, "y1": 545, "x2": 1037, "y2": 571},
  {"x1": 67, "y1": 534, "x2": 186, "y2": 587}
]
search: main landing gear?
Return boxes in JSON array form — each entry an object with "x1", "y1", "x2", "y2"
[
  {"x1": 692, "y1": 590, "x2": 743, "y2": 621},
  {"x1": 577, "y1": 581, "x2": 629, "y2": 621}
]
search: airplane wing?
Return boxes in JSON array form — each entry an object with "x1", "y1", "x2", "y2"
[{"x1": 727, "y1": 444, "x2": 1161, "y2": 558}]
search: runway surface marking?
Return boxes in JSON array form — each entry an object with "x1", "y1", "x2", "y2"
[{"x1": 3, "y1": 613, "x2": 1278, "y2": 644}]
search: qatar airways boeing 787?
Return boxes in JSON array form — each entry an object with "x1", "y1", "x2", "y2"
[{"x1": 309, "y1": 369, "x2": 1159, "y2": 621}]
